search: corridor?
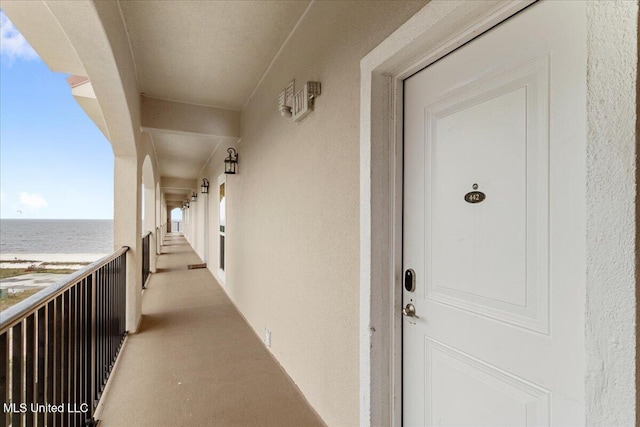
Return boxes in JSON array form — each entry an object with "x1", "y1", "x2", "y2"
[{"x1": 96, "y1": 233, "x2": 324, "y2": 426}]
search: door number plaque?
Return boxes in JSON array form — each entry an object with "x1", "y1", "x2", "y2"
[{"x1": 464, "y1": 183, "x2": 486, "y2": 204}]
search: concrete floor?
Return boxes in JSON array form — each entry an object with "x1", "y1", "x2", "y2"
[{"x1": 97, "y1": 233, "x2": 324, "y2": 427}]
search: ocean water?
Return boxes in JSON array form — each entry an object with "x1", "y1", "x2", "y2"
[{"x1": 0, "y1": 219, "x2": 114, "y2": 254}]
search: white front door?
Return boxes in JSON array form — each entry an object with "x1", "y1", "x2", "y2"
[{"x1": 403, "y1": 1, "x2": 587, "y2": 425}]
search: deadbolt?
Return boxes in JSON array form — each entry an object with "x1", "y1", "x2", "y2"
[
  {"x1": 402, "y1": 303, "x2": 418, "y2": 318},
  {"x1": 404, "y1": 269, "x2": 416, "y2": 292}
]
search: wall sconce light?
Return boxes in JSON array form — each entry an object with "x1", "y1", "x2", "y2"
[
  {"x1": 225, "y1": 148, "x2": 238, "y2": 174},
  {"x1": 278, "y1": 80, "x2": 295, "y2": 117},
  {"x1": 186, "y1": 201, "x2": 190, "y2": 208},
  {"x1": 278, "y1": 80, "x2": 321, "y2": 122},
  {"x1": 191, "y1": 192, "x2": 198, "y2": 202},
  {"x1": 201, "y1": 178, "x2": 209, "y2": 194}
]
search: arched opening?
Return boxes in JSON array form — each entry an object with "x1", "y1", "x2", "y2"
[{"x1": 170, "y1": 208, "x2": 183, "y2": 232}]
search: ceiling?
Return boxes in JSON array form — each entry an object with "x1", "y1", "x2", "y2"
[
  {"x1": 119, "y1": 0, "x2": 311, "y2": 110},
  {"x1": 118, "y1": 0, "x2": 311, "y2": 196},
  {"x1": 150, "y1": 131, "x2": 236, "y2": 179}
]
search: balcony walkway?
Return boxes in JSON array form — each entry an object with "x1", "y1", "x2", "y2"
[{"x1": 96, "y1": 233, "x2": 324, "y2": 426}]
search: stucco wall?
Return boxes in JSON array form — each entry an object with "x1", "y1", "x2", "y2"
[
  {"x1": 585, "y1": 1, "x2": 638, "y2": 425},
  {"x1": 221, "y1": 2, "x2": 427, "y2": 425},
  {"x1": 194, "y1": 142, "x2": 239, "y2": 277}
]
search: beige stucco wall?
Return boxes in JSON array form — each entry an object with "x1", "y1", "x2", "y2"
[
  {"x1": 200, "y1": 143, "x2": 239, "y2": 277},
  {"x1": 585, "y1": 1, "x2": 638, "y2": 425},
  {"x1": 215, "y1": 2, "x2": 427, "y2": 425}
]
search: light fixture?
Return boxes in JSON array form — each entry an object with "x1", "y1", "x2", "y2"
[
  {"x1": 224, "y1": 148, "x2": 238, "y2": 174},
  {"x1": 201, "y1": 178, "x2": 209, "y2": 194},
  {"x1": 278, "y1": 80, "x2": 321, "y2": 122},
  {"x1": 191, "y1": 192, "x2": 198, "y2": 202},
  {"x1": 186, "y1": 201, "x2": 190, "y2": 208},
  {"x1": 278, "y1": 80, "x2": 295, "y2": 117}
]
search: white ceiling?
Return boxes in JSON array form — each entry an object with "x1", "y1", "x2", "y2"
[
  {"x1": 118, "y1": 0, "x2": 311, "y2": 189},
  {"x1": 150, "y1": 131, "x2": 236, "y2": 178},
  {"x1": 119, "y1": 0, "x2": 311, "y2": 110}
]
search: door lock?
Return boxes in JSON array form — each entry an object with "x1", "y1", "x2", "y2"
[
  {"x1": 404, "y1": 269, "x2": 416, "y2": 292},
  {"x1": 402, "y1": 303, "x2": 418, "y2": 318}
]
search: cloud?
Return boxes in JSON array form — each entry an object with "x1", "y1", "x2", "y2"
[
  {"x1": 0, "y1": 11, "x2": 38, "y2": 62},
  {"x1": 19, "y1": 192, "x2": 48, "y2": 209}
]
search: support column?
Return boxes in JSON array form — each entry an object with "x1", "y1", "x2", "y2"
[
  {"x1": 184, "y1": 207, "x2": 190, "y2": 240},
  {"x1": 144, "y1": 183, "x2": 157, "y2": 273},
  {"x1": 114, "y1": 156, "x2": 142, "y2": 333},
  {"x1": 156, "y1": 185, "x2": 162, "y2": 254}
]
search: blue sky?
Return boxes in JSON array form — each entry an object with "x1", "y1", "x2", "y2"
[{"x1": 0, "y1": 11, "x2": 114, "y2": 219}]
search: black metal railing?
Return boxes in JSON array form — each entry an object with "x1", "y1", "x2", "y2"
[
  {"x1": 1, "y1": 247, "x2": 128, "y2": 427},
  {"x1": 142, "y1": 232, "x2": 151, "y2": 289}
]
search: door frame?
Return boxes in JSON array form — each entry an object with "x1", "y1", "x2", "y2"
[
  {"x1": 359, "y1": 0, "x2": 637, "y2": 426},
  {"x1": 217, "y1": 173, "x2": 227, "y2": 284}
]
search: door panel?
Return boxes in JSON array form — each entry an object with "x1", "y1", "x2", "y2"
[
  {"x1": 426, "y1": 339, "x2": 549, "y2": 426},
  {"x1": 403, "y1": 1, "x2": 586, "y2": 426},
  {"x1": 425, "y1": 55, "x2": 550, "y2": 333}
]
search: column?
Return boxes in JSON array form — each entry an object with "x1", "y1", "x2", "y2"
[{"x1": 114, "y1": 156, "x2": 142, "y2": 333}]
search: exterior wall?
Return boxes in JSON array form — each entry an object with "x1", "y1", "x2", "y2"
[
  {"x1": 202, "y1": 144, "x2": 239, "y2": 282},
  {"x1": 191, "y1": 193, "x2": 202, "y2": 257},
  {"x1": 219, "y1": 2, "x2": 427, "y2": 425},
  {"x1": 585, "y1": 1, "x2": 638, "y2": 425}
]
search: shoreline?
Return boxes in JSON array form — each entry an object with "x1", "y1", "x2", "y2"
[
  {"x1": 0, "y1": 253, "x2": 108, "y2": 269},
  {"x1": 1, "y1": 253, "x2": 108, "y2": 263}
]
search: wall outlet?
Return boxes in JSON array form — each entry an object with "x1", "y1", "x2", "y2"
[{"x1": 264, "y1": 328, "x2": 271, "y2": 348}]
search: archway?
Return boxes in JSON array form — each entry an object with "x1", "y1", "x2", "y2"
[{"x1": 170, "y1": 208, "x2": 183, "y2": 232}]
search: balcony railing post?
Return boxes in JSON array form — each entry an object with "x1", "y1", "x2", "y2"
[
  {"x1": 36, "y1": 307, "x2": 45, "y2": 427},
  {"x1": 55, "y1": 295, "x2": 63, "y2": 426},
  {"x1": 45, "y1": 302, "x2": 54, "y2": 427},
  {"x1": 25, "y1": 313, "x2": 35, "y2": 427},
  {"x1": 91, "y1": 269, "x2": 97, "y2": 417},
  {"x1": 69, "y1": 284, "x2": 77, "y2": 427},
  {"x1": 11, "y1": 322, "x2": 23, "y2": 427},
  {"x1": 1, "y1": 332, "x2": 7, "y2": 427}
]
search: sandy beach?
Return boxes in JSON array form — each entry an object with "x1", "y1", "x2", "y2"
[
  {"x1": 0, "y1": 253, "x2": 108, "y2": 269},
  {"x1": 0, "y1": 253, "x2": 108, "y2": 298}
]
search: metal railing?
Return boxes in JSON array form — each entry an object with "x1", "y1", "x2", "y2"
[
  {"x1": 142, "y1": 232, "x2": 151, "y2": 290},
  {"x1": 1, "y1": 247, "x2": 129, "y2": 427}
]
